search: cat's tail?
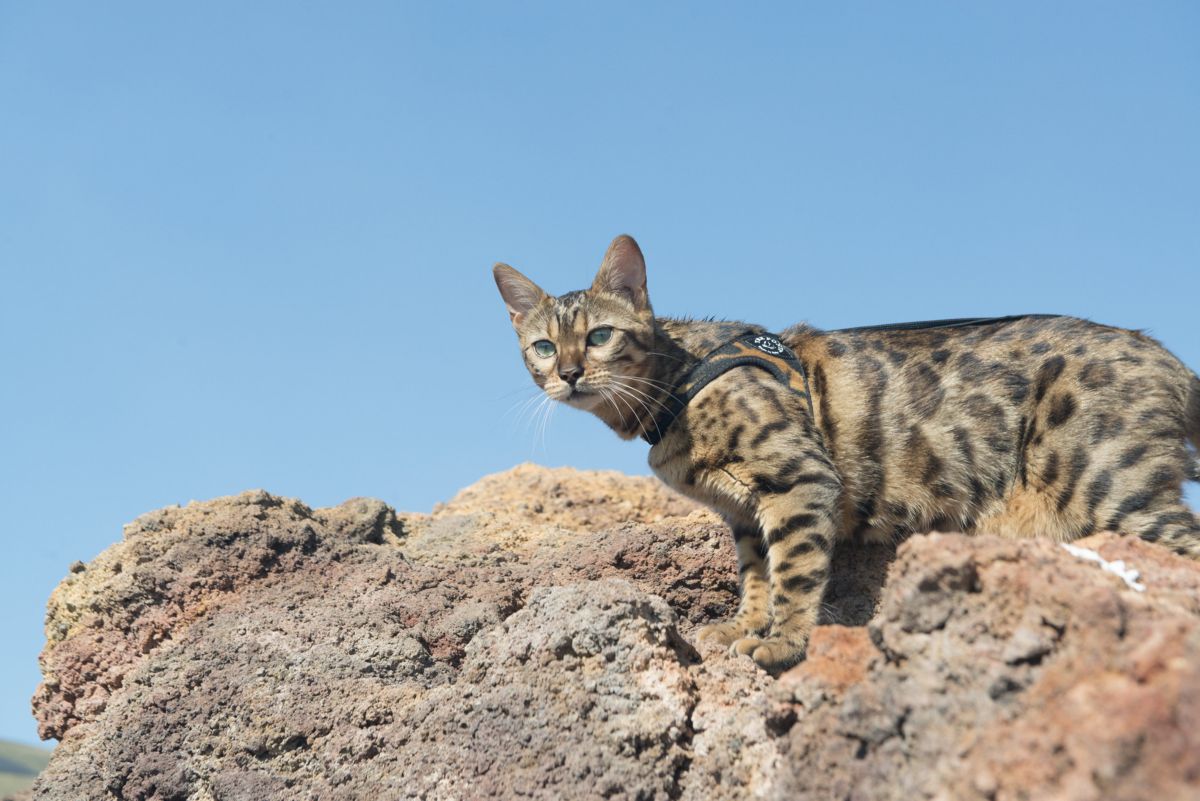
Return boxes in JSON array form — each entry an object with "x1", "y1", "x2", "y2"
[{"x1": 1188, "y1": 372, "x2": 1200, "y2": 481}]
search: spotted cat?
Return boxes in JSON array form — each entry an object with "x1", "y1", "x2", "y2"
[{"x1": 493, "y1": 235, "x2": 1200, "y2": 670}]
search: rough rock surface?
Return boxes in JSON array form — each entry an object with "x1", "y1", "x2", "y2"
[{"x1": 23, "y1": 464, "x2": 1200, "y2": 800}]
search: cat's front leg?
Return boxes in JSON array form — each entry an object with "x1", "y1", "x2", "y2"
[
  {"x1": 732, "y1": 470, "x2": 840, "y2": 671},
  {"x1": 696, "y1": 522, "x2": 771, "y2": 645}
]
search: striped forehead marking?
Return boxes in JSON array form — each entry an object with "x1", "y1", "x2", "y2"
[
  {"x1": 554, "y1": 292, "x2": 588, "y2": 339},
  {"x1": 571, "y1": 308, "x2": 588, "y2": 336}
]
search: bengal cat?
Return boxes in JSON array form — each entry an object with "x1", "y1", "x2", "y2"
[{"x1": 493, "y1": 235, "x2": 1200, "y2": 671}]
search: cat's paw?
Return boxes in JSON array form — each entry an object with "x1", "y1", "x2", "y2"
[
  {"x1": 731, "y1": 635, "x2": 805, "y2": 672},
  {"x1": 696, "y1": 620, "x2": 749, "y2": 647}
]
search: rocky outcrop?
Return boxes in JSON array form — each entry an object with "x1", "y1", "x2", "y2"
[{"x1": 26, "y1": 465, "x2": 1200, "y2": 800}]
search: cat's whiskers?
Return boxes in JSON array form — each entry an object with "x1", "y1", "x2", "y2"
[
  {"x1": 496, "y1": 383, "x2": 543, "y2": 400},
  {"x1": 509, "y1": 396, "x2": 544, "y2": 438},
  {"x1": 605, "y1": 384, "x2": 653, "y2": 440},
  {"x1": 519, "y1": 393, "x2": 552, "y2": 455},
  {"x1": 615, "y1": 375, "x2": 684, "y2": 405},
  {"x1": 504, "y1": 389, "x2": 547, "y2": 428},
  {"x1": 618, "y1": 374, "x2": 678, "y2": 390},
  {"x1": 596, "y1": 386, "x2": 629, "y2": 431},
  {"x1": 608, "y1": 382, "x2": 661, "y2": 441},
  {"x1": 609, "y1": 378, "x2": 676, "y2": 416},
  {"x1": 816, "y1": 600, "x2": 843, "y2": 626},
  {"x1": 647, "y1": 350, "x2": 689, "y2": 366},
  {"x1": 608, "y1": 378, "x2": 667, "y2": 412},
  {"x1": 533, "y1": 393, "x2": 556, "y2": 455}
]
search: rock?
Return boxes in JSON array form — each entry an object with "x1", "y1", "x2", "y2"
[
  {"x1": 25, "y1": 465, "x2": 1200, "y2": 800},
  {"x1": 389, "y1": 581, "x2": 698, "y2": 799},
  {"x1": 773, "y1": 533, "x2": 1200, "y2": 801}
]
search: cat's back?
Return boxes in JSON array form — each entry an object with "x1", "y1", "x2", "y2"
[
  {"x1": 789, "y1": 314, "x2": 1192, "y2": 416},
  {"x1": 784, "y1": 315, "x2": 1196, "y2": 538}
]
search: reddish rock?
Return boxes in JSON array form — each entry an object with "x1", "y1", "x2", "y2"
[
  {"x1": 773, "y1": 532, "x2": 1200, "y2": 801},
  {"x1": 779, "y1": 625, "x2": 875, "y2": 695}
]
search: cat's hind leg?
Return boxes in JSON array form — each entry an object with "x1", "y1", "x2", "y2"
[
  {"x1": 1093, "y1": 452, "x2": 1200, "y2": 559},
  {"x1": 978, "y1": 412, "x2": 1200, "y2": 559},
  {"x1": 1069, "y1": 421, "x2": 1200, "y2": 559},
  {"x1": 1119, "y1": 504, "x2": 1200, "y2": 559},
  {"x1": 974, "y1": 456, "x2": 1200, "y2": 559}
]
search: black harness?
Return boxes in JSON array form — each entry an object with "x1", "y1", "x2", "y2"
[
  {"x1": 836, "y1": 314, "x2": 1057, "y2": 333},
  {"x1": 642, "y1": 315, "x2": 1058, "y2": 446},
  {"x1": 643, "y1": 332, "x2": 812, "y2": 445}
]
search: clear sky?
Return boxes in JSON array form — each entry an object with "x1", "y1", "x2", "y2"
[{"x1": 1, "y1": 2, "x2": 1197, "y2": 746}]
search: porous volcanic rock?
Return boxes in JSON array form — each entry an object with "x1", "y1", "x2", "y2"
[{"x1": 23, "y1": 465, "x2": 1200, "y2": 800}]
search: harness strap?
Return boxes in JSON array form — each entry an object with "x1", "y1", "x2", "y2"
[
  {"x1": 643, "y1": 333, "x2": 813, "y2": 445},
  {"x1": 835, "y1": 313, "x2": 1058, "y2": 333}
]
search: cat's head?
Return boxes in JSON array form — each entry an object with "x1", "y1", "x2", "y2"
[{"x1": 492, "y1": 235, "x2": 660, "y2": 439}]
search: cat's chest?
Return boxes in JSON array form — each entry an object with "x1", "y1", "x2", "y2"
[
  {"x1": 649, "y1": 446, "x2": 751, "y2": 525},
  {"x1": 645, "y1": 379, "x2": 815, "y2": 522}
]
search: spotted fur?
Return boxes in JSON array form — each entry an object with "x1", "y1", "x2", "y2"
[{"x1": 495, "y1": 235, "x2": 1200, "y2": 671}]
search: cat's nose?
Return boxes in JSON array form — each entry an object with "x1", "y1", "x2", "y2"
[{"x1": 558, "y1": 365, "x2": 584, "y2": 386}]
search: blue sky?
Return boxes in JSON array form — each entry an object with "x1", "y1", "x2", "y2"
[{"x1": 1, "y1": 2, "x2": 1197, "y2": 746}]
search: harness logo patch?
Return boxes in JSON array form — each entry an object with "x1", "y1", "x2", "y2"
[{"x1": 752, "y1": 335, "x2": 786, "y2": 356}]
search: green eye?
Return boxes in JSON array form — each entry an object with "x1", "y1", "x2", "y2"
[
  {"x1": 532, "y1": 340, "x2": 556, "y2": 358},
  {"x1": 587, "y1": 327, "x2": 613, "y2": 346}
]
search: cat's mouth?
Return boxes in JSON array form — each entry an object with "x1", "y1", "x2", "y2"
[
  {"x1": 564, "y1": 385, "x2": 590, "y2": 400},
  {"x1": 560, "y1": 385, "x2": 601, "y2": 409}
]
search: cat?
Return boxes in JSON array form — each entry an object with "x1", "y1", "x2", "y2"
[{"x1": 493, "y1": 234, "x2": 1200, "y2": 671}]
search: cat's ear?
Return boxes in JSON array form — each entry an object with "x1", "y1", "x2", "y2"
[
  {"x1": 493, "y1": 263, "x2": 549, "y2": 326},
  {"x1": 592, "y1": 234, "x2": 649, "y2": 311}
]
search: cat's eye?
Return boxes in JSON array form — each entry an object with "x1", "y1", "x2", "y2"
[
  {"x1": 532, "y1": 340, "x2": 556, "y2": 358},
  {"x1": 587, "y1": 327, "x2": 613, "y2": 347}
]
